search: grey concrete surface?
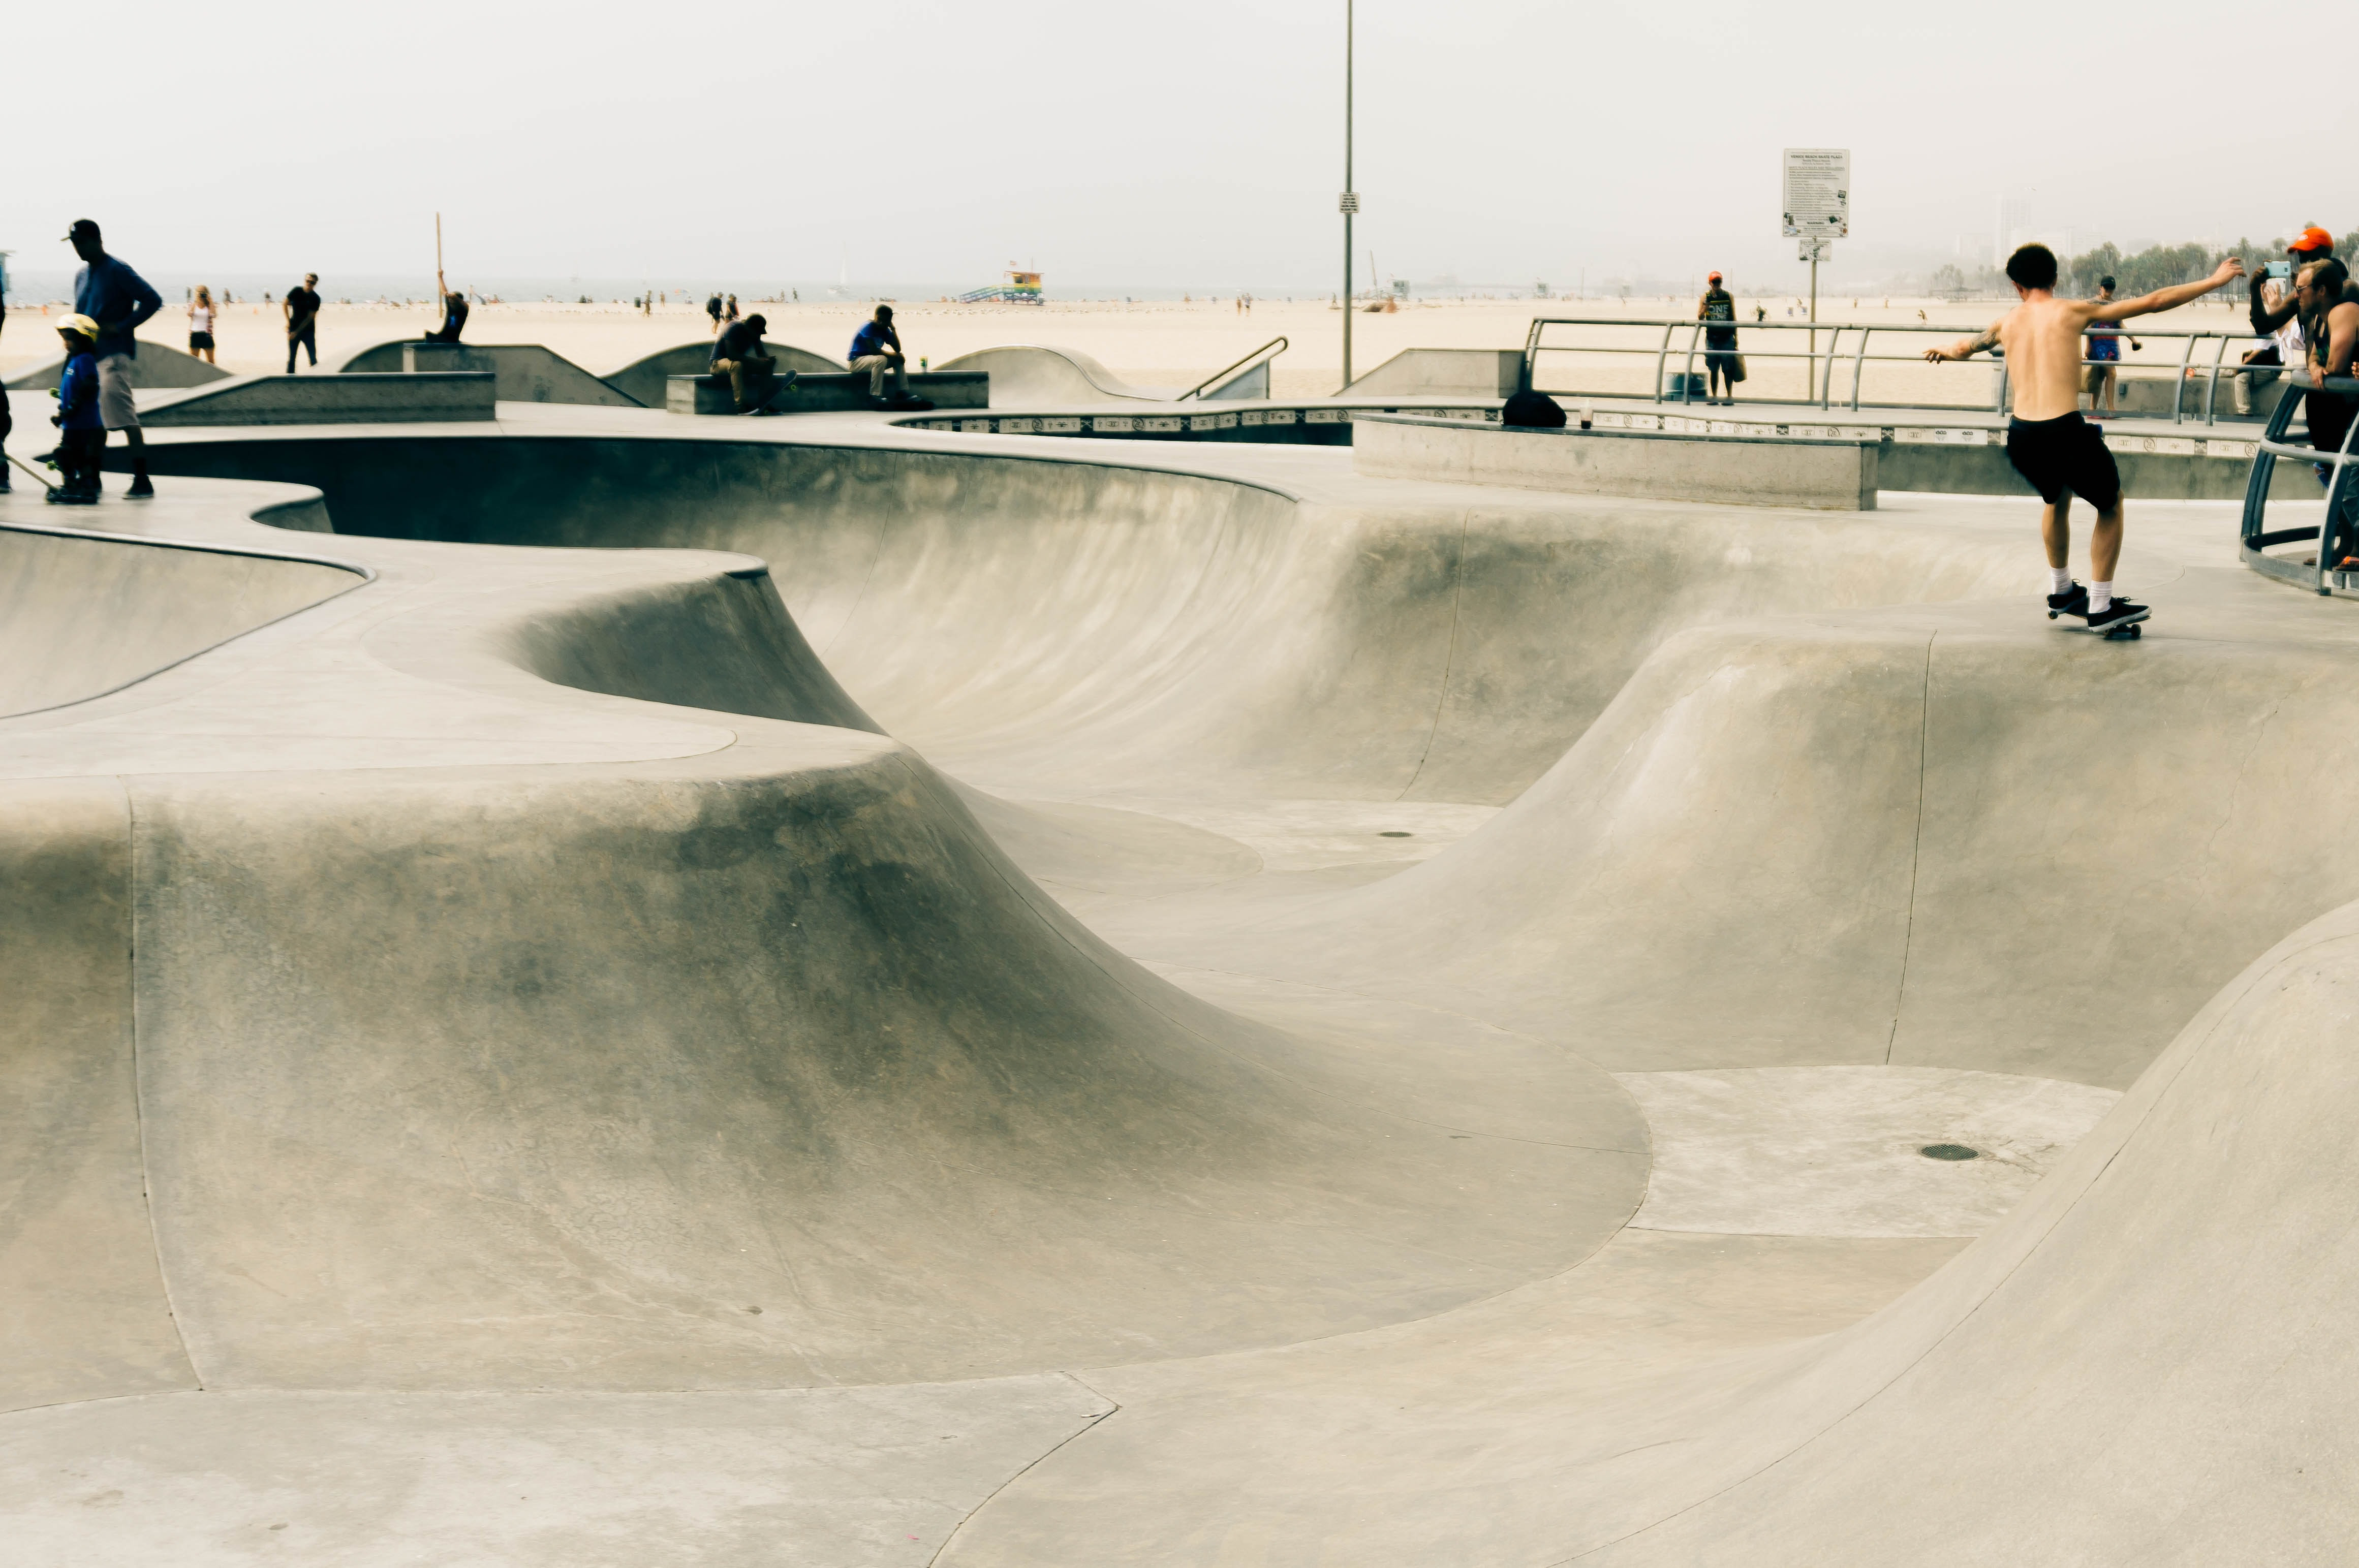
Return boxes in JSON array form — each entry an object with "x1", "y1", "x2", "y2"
[
  {"x1": 1356, "y1": 412, "x2": 1881, "y2": 508},
  {"x1": 933, "y1": 345, "x2": 1177, "y2": 405},
  {"x1": 5, "y1": 341, "x2": 230, "y2": 392},
  {"x1": 399, "y1": 341, "x2": 640, "y2": 406},
  {"x1": 138, "y1": 372, "x2": 496, "y2": 426},
  {"x1": 4, "y1": 392, "x2": 2358, "y2": 1562},
  {"x1": 1342, "y1": 347, "x2": 1526, "y2": 398},
  {"x1": 668, "y1": 371, "x2": 989, "y2": 415}
]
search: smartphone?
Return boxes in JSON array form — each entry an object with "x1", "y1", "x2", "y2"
[{"x1": 2267, "y1": 261, "x2": 2292, "y2": 279}]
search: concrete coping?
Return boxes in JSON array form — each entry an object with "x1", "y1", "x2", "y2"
[{"x1": 1368, "y1": 412, "x2": 1880, "y2": 448}]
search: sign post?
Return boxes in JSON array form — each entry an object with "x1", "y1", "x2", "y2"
[{"x1": 1782, "y1": 148, "x2": 1849, "y2": 401}]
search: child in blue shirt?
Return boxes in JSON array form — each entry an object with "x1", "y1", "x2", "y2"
[{"x1": 47, "y1": 314, "x2": 106, "y2": 505}]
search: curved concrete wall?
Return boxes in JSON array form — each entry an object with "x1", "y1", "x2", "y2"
[
  {"x1": 934, "y1": 346, "x2": 1175, "y2": 405},
  {"x1": 0, "y1": 523, "x2": 364, "y2": 717}
]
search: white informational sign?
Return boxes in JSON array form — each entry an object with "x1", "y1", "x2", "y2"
[
  {"x1": 1797, "y1": 237, "x2": 1831, "y2": 264},
  {"x1": 1782, "y1": 148, "x2": 1850, "y2": 238}
]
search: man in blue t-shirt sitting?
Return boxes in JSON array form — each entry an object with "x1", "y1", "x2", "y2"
[{"x1": 846, "y1": 306, "x2": 932, "y2": 409}]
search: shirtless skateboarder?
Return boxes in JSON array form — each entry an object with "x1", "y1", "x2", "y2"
[{"x1": 1927, "y1": 243, "x2": 2245, "y2": 634}]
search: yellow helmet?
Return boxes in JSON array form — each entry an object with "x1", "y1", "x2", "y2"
[{"x1": 56, "y1": 313, "x2": 101, "y2": 340}]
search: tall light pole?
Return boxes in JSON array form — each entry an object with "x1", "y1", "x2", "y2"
[{"x1": 1340, "y1": 0, "x2": 1356, "y2": 391}]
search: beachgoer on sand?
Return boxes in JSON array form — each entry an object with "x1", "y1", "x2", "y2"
[
  {"x1": 284, "y1": 272, "x2": 322, "y2": 372},
  {"x1": 189, "y1": 285, "x2": 219, "y2": 363},
  {"x1": 1924, "y1": 242, "x2": 2243, "y2": 634},
  {"x1": 706, "y1": 293, "x2": 723, "y2": 334}
]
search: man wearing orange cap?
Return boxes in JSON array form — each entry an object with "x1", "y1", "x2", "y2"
[
  {"x1": 2249, "y1": 226, "x2": 2345, "y2": 341},
  {"x1": 1695, "y1": 271, "x2": 1741, "y2": 404}
]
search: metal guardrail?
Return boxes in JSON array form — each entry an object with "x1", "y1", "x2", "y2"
[
  {"x1": 2238, "y1": 373, "x2": 2359, "y2": 595},
  {"x1": 1178, "y1": 336, "x2": 1287, "y2": 401},
  {"x1": 1521, "y1": 316, "x2": 2286, "y2": 426}
]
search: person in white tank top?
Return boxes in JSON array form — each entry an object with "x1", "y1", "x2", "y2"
[{"x1": 188, "y1": 285, "x2": 219, "y2": 363}]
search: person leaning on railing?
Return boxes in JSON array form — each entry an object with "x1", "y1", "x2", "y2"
[
  {"x1": 2295, "y1": 259, "x2": 2359, "y2": 568},
  {"x1": 2235, "y1": 277, "x2": 2298, "y2": 416}
]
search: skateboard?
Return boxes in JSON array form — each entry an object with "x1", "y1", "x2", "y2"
[
  {"x1": 6, "y1": 451, "x2": 57, "y2": 491},
  {"x1": 733, "y1": 368, "x2": 799, "y2": 415},
  {"x1": 2048, "y1": 603, "x2": 2148, "y2": 640}
]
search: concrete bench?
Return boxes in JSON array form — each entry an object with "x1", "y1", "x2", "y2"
[{"x1": 666, "y1": 370, "x2": 989, "y2": 416}]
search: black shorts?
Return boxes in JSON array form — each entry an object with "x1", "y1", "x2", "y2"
[
  {"x1": 189, "y1": 332, "x2": 214, "y2": 351},
  {"x1": 2006, "y1": 412, "x2": 2120, "y2": 510}
]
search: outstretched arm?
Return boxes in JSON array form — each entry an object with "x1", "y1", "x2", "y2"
[
  {"x1": 2098, "y1": 257, "x2": 2244, "y2": 323},
  {"x1": 1925, "y1": 320, "x2": 2003, "y2": 362}
]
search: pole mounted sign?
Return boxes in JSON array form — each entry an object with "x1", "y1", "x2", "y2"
[{"x1": 1781, "y1": 148, "x2": 1850, "y2": 238}]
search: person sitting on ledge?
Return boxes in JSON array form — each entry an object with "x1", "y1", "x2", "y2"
[
  {"x1": 847, "y1": 305, "x2": 934, "y2": 410},
  {"x1": 711, "y1": 312, "x2": 788, "y2": 414},
  {"x1": 423, "y1": 270, "x2": 469, "y2": 343}
]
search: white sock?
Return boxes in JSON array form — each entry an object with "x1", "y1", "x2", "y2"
[
  {"x1": 2050, "y1": 567, "x2": 2073, "y2": 595},
  {"x1": 2090, "y1": 581, "x2": 2113, "y2": 613}
]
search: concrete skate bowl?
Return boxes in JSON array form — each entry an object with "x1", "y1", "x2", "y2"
[
  {"x1": 0, "y1": 516, "x2": 362, "y2": 717},
  {"x1": 17, "y1": 424, "x2": 2359, "y2": 1560},
  {"x1": 934, "y1": 344, "x2": 1179, "y2": 405}
]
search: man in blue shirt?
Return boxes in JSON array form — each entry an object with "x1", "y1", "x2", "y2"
[
  {"x1": 67, "y1": 218, "x2": 163, "y2": 498},
  {"x1": 847, "y1": 305, "x2": 932, "y2": 409}
]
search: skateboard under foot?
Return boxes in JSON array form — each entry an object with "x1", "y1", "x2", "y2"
[{"x1": 2048, "y1": 604, "x2": 2148, "y2": 640}]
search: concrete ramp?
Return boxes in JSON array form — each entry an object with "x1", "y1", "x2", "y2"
[
  {"x1": 1342, "y1": 347, "x2": 1524, "y2": 398},
  {"x1": 935, "y1": 345, "x2": 1177, "y2": 405},
  {"x1": 5, "y1": 341, "x2": 230, "y2": 393},
  {"x1": 333, "y1": 341, "x2": 641, "y2": 406},
  {"x1": 0, "y1": 522, "x2": 363, "y2": 716}
]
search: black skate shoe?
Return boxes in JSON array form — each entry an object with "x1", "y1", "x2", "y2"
[
  {"x1": 2081, "y1": 596, "x2": 2150, "y2": 638},
  {"x1": 2045, "y1": 581, "x2": 2089, "y2": 619}
]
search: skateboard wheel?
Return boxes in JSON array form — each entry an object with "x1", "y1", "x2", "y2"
[
  {"x1": 2047, "y1": 610, "x2": 2059, "y2": 619},
  {"x1": 2129, "y1": 622, "x2": 2141, "y2": 639}
]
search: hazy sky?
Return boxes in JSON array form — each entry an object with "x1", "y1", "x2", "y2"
[{"x1": 7, "y1": 0, "x2": 2347, "y2": 294}]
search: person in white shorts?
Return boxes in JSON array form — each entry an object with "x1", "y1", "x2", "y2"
[{"x1": 66, "y1": 217, "x2": 163, "y2": 498}]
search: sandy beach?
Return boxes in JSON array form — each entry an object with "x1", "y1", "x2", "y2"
[{"x1": 2, "y1": 292, "x2": 2257, "y2": 402}]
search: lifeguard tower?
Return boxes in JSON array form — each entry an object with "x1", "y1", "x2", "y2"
[{"x1": 959, "y1": 268, "x2": 1044, "y2": 305}]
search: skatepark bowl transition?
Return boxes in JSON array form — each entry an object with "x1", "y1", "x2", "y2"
[{"x1": 6, "y1": 349, "x2": 2359, "y2": 1567}]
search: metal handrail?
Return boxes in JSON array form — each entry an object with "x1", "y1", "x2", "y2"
[
  {"x1": 2238, "y1": 372, "x2": 2359, "y2": 595},
  {"x1": 1522, "y1": 316, "x2": 2283, "y2": 425},
  {"x1": 1178, "y1": 336, "x2": 1288, "y2": 400}
]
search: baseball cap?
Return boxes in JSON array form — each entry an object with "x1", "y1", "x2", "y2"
[
  {"x1": 2291, "y1": 226, "x2": 2334, "y2": 256},
  {"x1": 57, "y1": 313, "x2": 101, "y2": 339},
  {"x1": 1707, "y1": 270, "x2": 1723, "y2": 282},
  {"x1": 62, "y1": 218, "x2": 100, "y2": 243}
]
